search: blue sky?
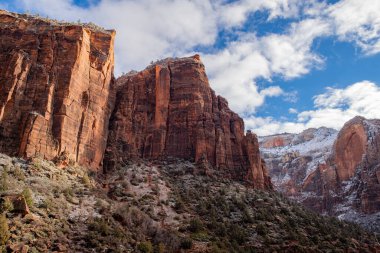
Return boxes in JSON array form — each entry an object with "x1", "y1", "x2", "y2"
[{"x1": 1, "y1": 0, "x2": 380, "y2": 135}]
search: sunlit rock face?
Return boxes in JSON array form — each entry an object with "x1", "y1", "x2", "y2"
[
  {"x1": 260, "y1": 116, "x2": 380, "y2": 231},
  {"x1": 105, "y1": 55, "x2": 272, "y2": 189},
  {"x1": 0, "y1": 10, "x2": 115, "y2": 169}
]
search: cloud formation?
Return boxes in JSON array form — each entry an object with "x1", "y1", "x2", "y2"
[
  {"x1": 328, "y1": 0, "x2": 380, "y2": 55},
  {"x1": 247, "y1": 81, "x2": 380, "y2": 136}
]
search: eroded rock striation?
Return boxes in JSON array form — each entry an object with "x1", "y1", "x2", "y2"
[
  {"x1": 260, "y1": 116, "x2": 380, "y2": 231},
  {"x1": 0, "y1": 10, "x2": 115, "y2": 169},
  {"x1": 105, "y1": 55, "x2": 272, "y2": 189}
]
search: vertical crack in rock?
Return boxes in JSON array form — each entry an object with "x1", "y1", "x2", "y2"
[{"x1": 0, "y1": 10, "x2": 115, "y2": 169}]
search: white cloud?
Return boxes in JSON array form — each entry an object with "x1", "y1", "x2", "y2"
[
  {"x1": 249, "y1": 81, "x2": 380, "y2": 135},
  {"x1": 261, "y1": 18, "x2": 330, "y2": 78},
  {"x1": 203, "y1": 17, "x2": 329, "y2": 114},
  {"x1": 244, "y1": 116, "x2": 306, "y2": 136},
  {"x1": 288, "y1": 108, "x2": 298, "y2": 114},
  {"x1": 328, "y1": 0, "x2": 380, "y2": 55},
  {"x1": 283, "y1": 90, "x2": 298, "y2": 103},
  {"x1": 218, "y1": 0, "x2": 303, "y2": 28},
  {"x1": 202, "y1": 38, "x2": 274, "y2": 113}
]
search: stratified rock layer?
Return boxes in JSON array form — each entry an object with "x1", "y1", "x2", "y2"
[
  {"x1": 334, "y1": 116, "x2": 380, "y2": 214},
  {"x1": 260, "y1": 116, "x2": 380, "y2": 231},
  {"x1": 105, "y1": 55, "x2": 271, "y2": 189},
  {"x1": 0, "y1": 10, "x2": 115, "y2": 169}
]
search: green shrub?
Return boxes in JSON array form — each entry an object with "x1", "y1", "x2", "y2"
[
  {"x1": 137, "y1": 241, "x2": 153, "y2": 253},
  {"x1": 88, "y1": 218, "x2": 112, "y2": 236},
  {"x1": 63, "y1": 187, "x2": 74, "y2": 202},
  {"x1": 22, "y1": 188, "x2": 33, "y2": 207},
  {"x1": 0, "y1": 214, "x2": 9, "y2": 246},
  {"x1": 0, "y1": 198, "x2": 13, "y2": 213},
  {"x1": 256, "y1": 223, "x2": 268, "y2": 236},
  {"x1": 0, "y1": 170, "x2": 8, "y2": 192},
  {"x1": 13, "y1": 165, "x2": 25, "y2": 181},
  {"x1": 189, "y1": 218, "x2": 203, "y2": 233},
  {"x1": 82, "y1": 173, "x2": 91, "y2": 187},
  {"x1": 157, "y1": 243, "x2": 165, "y2": 253},
  {"x1": 180, "y1": 238, "x2": 192, "y2": 249},
  {"x1": 228, "y1": 224, "x2": 247, "y2": 244},
  {"x1": 174, "y1": 198, "x2": 185, "y2": 212}
]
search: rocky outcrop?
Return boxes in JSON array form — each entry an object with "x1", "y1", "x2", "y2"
[
  {"x1": 260, "y1": 117, "x2": 380, "y2": 231},
  {"x1": 260, "y1": 134, "x2": 293, "y2": 148},
  {"x1": 337, "y1": 116, "x2": 380, "y2": 214},
  {"x1": 333, "y1": 117, "x2": 367, "y2": 182},
  {"x1": 259, "y1": 127, "x2": 337, "y2": 198},
  {"x1": 0, "y1": 10, "x2": 115, "y2": 169},
  {"x1": 105, "y1": 55, "x2": 271, "y2": 189}
]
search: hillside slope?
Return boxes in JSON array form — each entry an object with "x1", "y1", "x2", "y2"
[{"x1": 0, "y1": 154, "x2": 379, "y2": 252}]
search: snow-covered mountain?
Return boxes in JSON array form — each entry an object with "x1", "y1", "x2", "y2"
[{"x1": 259, "y1": 117, "x2": 380, "y2": 232}]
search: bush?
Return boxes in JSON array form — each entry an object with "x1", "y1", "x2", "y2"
[
  {"x1": 63, "y1": 187, "x2": 74, "y2": 202},
  {"x1": 137, "y1": 241, "x2": 153, "y2": 253},
  {"x1": 189, "y1": 218, "x2": 203, "y2": 233},
  {"x1": 82, "y1": 173, "x2": 91, "y2": 187},
  {"x1": 180, "y1": 238, "x2": 192, "y2": 249},
  {"x1": 0, "y1": 198, "x2": 13, "y2": 213},
  {"x1": 0, "y1": 170, "x2": 8, "y2": 192},
  {"x1": 13, "y1": 165, "x2": 25, "y2": 181},
  {"x1": 0, "y1": 214, "x2": 9, "y2": 246},
  {"x1": 228, "y1": 224, "x2": 247, "y2": 244},
  {"x1": 157, "y1": 243, "x2": 166, "y2": 253},
  {"x1": 256, "y1": 223, "x2": 268, "y2": 236},
  {"x1": 22, "y1": 188, "x2": 33, "y2": 207},
  {"x1": 174, "y1": 198, "x2": 185, "y2": 213},
  {"x1": 88, "y1": 218, "x2": 113, "y2": 236}
]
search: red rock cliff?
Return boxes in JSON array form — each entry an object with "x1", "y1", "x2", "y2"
[
  {"x1": 333, "y1": 117, "x2": 367, "y2": 182},
  {"x1": 0, "y1": 10, "x2": 115, "y2": 169},
  {"x1": 262, "y1": 116, "x2": 380, "y2": 216},
  {"x1": 105, "y1": 55, "x2": 272, "y2": 189},
  {"x1": 333, "y1": 116, "x2": 380, "y2": 214}
]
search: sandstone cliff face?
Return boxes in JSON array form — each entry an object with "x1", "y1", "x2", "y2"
[
  {"x1": 260, "y1": 117, "x2": 380, "y2": 230},
  {"x1": 333, "y1": 117, "x2": 367, "y2": 182},
  {"x1": 338, "y1": 117, "x2": 380, "y2": 215},
  {"x1": 0, "y1": 10, "x2": 115, "y2": 169},
  {"x1": 105, "y1": 55, "x2": 271, "y2": 189}
]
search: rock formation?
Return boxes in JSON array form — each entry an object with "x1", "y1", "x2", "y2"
[
  {"x1": 0, "y1": 11, "x2": 270, "y2": 189},
  {"x1": 260, "y1": 117, "x2": 380, "y2": 231},
  {"x1": 0, "y1": 10, "x2": 115, "y2": 169},
  {"x1": 105, "y1": 56, "x2": 272, "y2": 189},
  {"x1": 334, "y1": 116, "x2": 380, "y2": 215}
]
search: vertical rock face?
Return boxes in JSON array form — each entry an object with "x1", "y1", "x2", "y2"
[
  {"x1": 333, "y1": 117, "x2": 367, "y2": 182},
  {"x1": 336, "y1": 116, "x2": 380, "y2": 214},
  {"x1": 0, "y1": 10, "x2": 115, "y2": 169},
  {"x1": 105, "y1": 55, "x2": 272, "y2": 189},
  {"x1": 260, "y1": 116, "x2": 380, "y2": 230}
]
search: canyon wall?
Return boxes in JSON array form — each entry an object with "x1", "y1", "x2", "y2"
[
  {"x1": 0, "y1": 11, "x2": 270, "y2": 189},
  {"x1": 105, "y1": 55, "x2": 272, "y2": 189},
  {"x1": 260, "y1": 116, "x2": 380, "y2": 230},
  {"x1": 0, "y1": 10, "x2": 115, "y2": 169}
]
